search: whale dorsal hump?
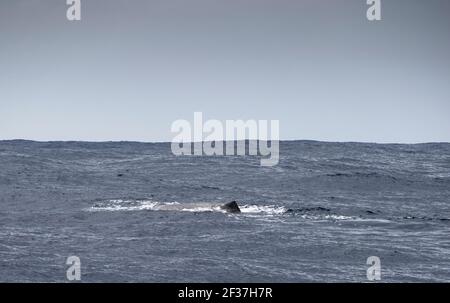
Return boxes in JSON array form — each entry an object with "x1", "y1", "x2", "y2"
[{"x1": 220, "y1": 201, "x2": 241, "y2": 213}]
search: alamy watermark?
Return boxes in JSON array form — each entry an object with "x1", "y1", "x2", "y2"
[
  {"x1": 66, "y1": 0, "x2": 81, "y2": 21},
  {"x1": 366, "y1": 0, "x2": 381, "y2": 21},
  {"x1": 366, "y1": 256, "x2": 381, "y2": 281},
  {"x1": 66, "y1": 256, "x2": 81, "y2": 281},
  {"x1": 171, "y1": 112, "x2": 279, "y2": 167}
]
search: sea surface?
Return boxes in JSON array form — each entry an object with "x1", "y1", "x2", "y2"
[{"x1": 0, "y1": 140, "x2": 449, "y2": 282}]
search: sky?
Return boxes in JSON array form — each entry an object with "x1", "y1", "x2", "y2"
[{"x1": 1, "y1": 0, "x2": 449, "y2": 143}]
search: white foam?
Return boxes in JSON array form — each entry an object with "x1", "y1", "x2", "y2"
[
  {"x1": 296, "y1": 214, "x2": 354, "y2": 221},
  {"x1": 87, "y1": 200, "x2": 158, "y2": 211},
  {"x1": 164, "y1": 202, "x2": 180, "y2": 205},
  {"x1": 180, "y1": 206, "x2": 219, "y2": 213},
  {"x1": 240, "y1": 205, "x2": 287, "y2": 215},
  {"x1": 324, "y1": 215, "x2": 353, "y2": 220}
]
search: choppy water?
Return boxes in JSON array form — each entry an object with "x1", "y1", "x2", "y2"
[{"x1": 0, "y1": 140, "x2": 449, "y2": 282}]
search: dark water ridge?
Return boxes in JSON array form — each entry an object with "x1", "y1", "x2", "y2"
[{"x1": 0, "y1": 140, "x2": 449, "y2": 282}]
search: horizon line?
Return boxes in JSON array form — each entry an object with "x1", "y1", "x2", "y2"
[{"x1": 1, "y1": 138, "x2": 450, "y2": 145}]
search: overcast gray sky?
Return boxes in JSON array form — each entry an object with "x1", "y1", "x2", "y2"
[{"x1": 1, "y1": 0, "x2": 449, "y2": 143}]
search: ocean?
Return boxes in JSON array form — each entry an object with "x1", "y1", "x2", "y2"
[{"x1": 0, "y1": 140, "x2": 449, "y2": 282}]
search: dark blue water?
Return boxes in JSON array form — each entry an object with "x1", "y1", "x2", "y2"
[{"x1": 0, "y1": 140, "x2": 449, "y2": 282}]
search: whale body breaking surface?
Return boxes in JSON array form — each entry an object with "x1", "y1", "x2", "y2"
[{"x1": 87, "y1": 199, "x2": 288, "y2": 215}]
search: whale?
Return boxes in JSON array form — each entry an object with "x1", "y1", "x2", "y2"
[
  {"x1": 142, "y1": 201, "x2": 241, "y2": 213},
  {"x1": 90, "y1": 199, "x2": 242, "y2": 213}
]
